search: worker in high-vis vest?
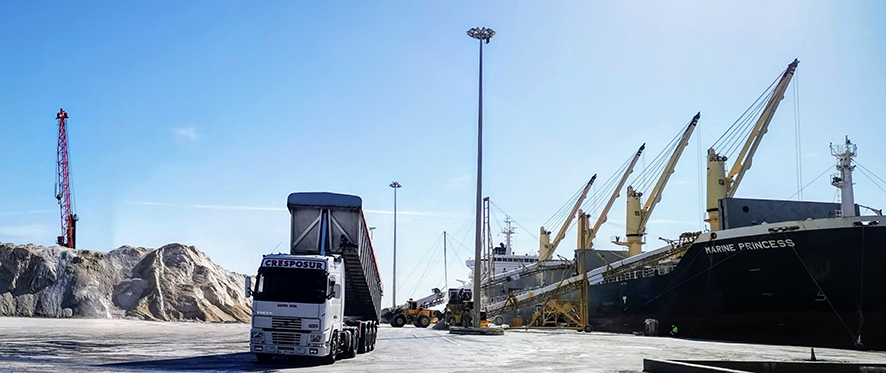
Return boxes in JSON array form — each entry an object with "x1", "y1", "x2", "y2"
[{"x1": 670, "y1": 325, "x2": 678, "y2": 336}]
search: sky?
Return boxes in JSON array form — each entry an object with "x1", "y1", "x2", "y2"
[{"x1": 2, "y1": 1, "x2": 885, "y2": 307}]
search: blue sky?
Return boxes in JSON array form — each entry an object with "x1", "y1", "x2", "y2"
[{"x1": 2, "y1": 1, "x2": 885, "y2": 306}]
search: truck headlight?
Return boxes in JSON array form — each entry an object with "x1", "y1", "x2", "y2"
[{"x1": 310, "y1": 334, "x2": 323, "y2": 343}]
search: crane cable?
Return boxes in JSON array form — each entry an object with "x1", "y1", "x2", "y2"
[{"x1": 793, "y1": 70, "x2": 803, "y2": 201}]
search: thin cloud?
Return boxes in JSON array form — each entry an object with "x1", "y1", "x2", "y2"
[
  {"x1": 173, "y1": 126, "x2": 199, "y2": 140},
  {"x1": 132, "y1": 202, "x2": 445, "y2": 216},
  {"x1": 0, "y1": 210, "x2": 55, "y2": 216},
  {"x1": 363, "y1": 209, "x2": 439, "y2": 217},
  {"x1": 0, "y1": 224, "x2": 49, "y2": 238},
  {"x1": 131, "y1": 201, "x2": 285, "y2": 211}
]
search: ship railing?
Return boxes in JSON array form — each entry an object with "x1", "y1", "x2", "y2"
[{"x1": 600, "y1": 264, "x2": 678, "y2": 285}]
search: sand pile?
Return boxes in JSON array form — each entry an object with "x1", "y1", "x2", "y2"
[{"x1": 0, "y1": 242, "x2": 251, "y2": 322}]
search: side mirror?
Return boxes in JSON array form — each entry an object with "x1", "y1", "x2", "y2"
[{"x1": 244, "y1": 276, "x2": 253, "y2": 298}]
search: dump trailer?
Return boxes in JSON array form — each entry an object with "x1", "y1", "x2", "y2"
[{"x1": 247, "y1": 192, "x2": 383, "y2": 363}]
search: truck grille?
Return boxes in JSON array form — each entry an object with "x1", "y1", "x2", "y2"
[
  {"x1": 271, "y1": 332, "x2": 301, "y2": 345},
  {"x1": 271, "y1": 317, "x2": 303, "y2": 330}
]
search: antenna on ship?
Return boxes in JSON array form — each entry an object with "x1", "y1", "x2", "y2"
[
  {"x1": 830, "y1": 136, "x2": 857, "y2": 217},
  {"x1": 502, "y1": 216, "x2": 515, "y2": 256}
]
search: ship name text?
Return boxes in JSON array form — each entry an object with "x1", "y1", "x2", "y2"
[{"x1": 705, "y1": 239, "x2": 795, "y2": 254}]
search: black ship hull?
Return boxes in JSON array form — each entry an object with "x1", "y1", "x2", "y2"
[{"x1": 588, "y1": 222, "x2": 886, "y2": 350}]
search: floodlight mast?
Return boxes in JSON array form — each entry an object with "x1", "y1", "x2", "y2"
[{"x1": 467, "y1": 26, "x2": 494, "y2": 329}]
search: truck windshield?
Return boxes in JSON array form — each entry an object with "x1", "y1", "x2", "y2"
[{"x1": 254, "y1": 267, "x2": 327, "y2": 304}]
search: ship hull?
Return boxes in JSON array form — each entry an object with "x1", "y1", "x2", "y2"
[{"x1": 588, "y1": 222, "x2": 886, "y2": 350}]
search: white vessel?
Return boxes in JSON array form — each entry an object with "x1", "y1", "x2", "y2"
[{"x1": 465, "y1": 217, "x2": 540, "y2": 277}]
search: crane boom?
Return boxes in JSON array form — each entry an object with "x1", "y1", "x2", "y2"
[
  {"x1": 615, "y1": 113, "x2": 699, "y2": 257},
  {"x1": 726, "y1": 59, "x2": 799, "y2": 197},
  {"x1": 706, "y1": 59, "x2": 799, "y2": 231},
  {"x1": 582, "y1": 144, "x2": 645, "y2": 249},
  {"x1": 539, "y1": 175, "x2": 596, "y2": 261},
  {"x1": 640, "y1": 113, "x2": 699, "y2": 227}
]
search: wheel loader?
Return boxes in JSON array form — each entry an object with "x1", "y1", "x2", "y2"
[{"x1": 390, "y1": 299, "x2": 437, "y2": 328}]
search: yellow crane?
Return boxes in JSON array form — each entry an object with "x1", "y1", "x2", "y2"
[
  {"x1": 574, "y1": 144, "x2": 645, "y2": 330},
  {"x1": 615, "y1": 113, "x2": 700, "y2": 257},
  {"x1": 538, "y1": 175, "x2": 596, "y2": 261},
  {"x1": 706, "y1": 59, "x2": 799, "y2": 231}
]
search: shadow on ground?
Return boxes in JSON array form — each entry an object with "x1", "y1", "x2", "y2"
[{"x1": 101, "y1": 352, "x2": 329, "y2": 371}]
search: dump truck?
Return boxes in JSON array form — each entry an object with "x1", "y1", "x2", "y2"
[{"x1": 246, "y1": 192, "x2": 383, "y2": 363}]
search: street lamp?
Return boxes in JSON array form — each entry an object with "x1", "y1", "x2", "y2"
[
  {"x1": 389, "y1": 181, "x2": 402, "y2": 308},
  {"x1": 467, "y1": 26, "x2": 494, "y2": 328}
]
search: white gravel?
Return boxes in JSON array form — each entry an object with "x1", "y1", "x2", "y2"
[{"x1": 1, "y1": 317, "x2": 886, "y2": 372}]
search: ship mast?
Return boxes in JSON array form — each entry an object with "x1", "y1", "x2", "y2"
[
  {"x1": 502, "y1": 216, "x2": 515, "y2": 256},
  {"x1": 830, "y1": 136, "x2": 857, "y2": 217}
]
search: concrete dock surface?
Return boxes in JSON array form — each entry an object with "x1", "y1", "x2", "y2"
[{"x1": 1, "y1": 317, "x2": 885, "y2": 372}]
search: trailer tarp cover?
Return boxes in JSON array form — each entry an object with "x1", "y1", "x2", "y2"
[{"x1": 287, "y1": 192, "x2": 362, "y2": 209}]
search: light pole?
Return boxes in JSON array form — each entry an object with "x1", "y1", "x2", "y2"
[
  {"x1": 389, "y1": 181, "x2": 402, "y2": 309},
  {"x1": 467, "y1": 26, "x2": 494, "y2": 328}
]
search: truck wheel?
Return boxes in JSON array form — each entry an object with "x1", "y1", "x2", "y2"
[
  {"x1": 416, "y1": 315, "x2": 431, "y2": 328},
  {"x1": 493, "y1": 316, "x2": 504, "y2": 325},
  {"x1": 369, "y1": 323, "x2": 377, "y2": 351},
  {"x1": 583, "y1": 324, "x2": 593, "y2": 333},
  {"x1": 392, "y1": 314, "x2": 407, "y2": 328},
  {"x1": 323, "y1": 333, "x2": 338, "y2": 364},
  {"x1": 342, "y1": 332, "x2": 357, "y2": 359},
  {"x1": 255, "y1": 353, "x2": 272, "y2": 363},
  {"x1": 357, "y1": 325, "x2": 368, "y2": 354}
]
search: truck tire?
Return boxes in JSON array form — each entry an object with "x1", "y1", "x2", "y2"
[
  {"x1": 323, "y1": 333, "x2": 338, "y2": 364},
  {"x1": 493, "y1": 315, "x2": 504, "y2": 325},
  {"x1": 369, "y1": 322, "x2": 377, "y2": 351},
  {"x1": 583, "y1": 324, "x2": 593, "y2": 333},
  {"x1": 255, "y1": 353, "x2": 273, "y2": 363},
  {"x1": 416, "y1": 315, "x2": 431, "y2": 328},
  {"x1": 342, "y1": 331, "x2": 357, "y2": 359},
  {"x1": 357, "y1": 325, "x2": 368, "y2": 354},
  {"x1": 392, "y1": 314, "x2": 407, "y2": 328}
]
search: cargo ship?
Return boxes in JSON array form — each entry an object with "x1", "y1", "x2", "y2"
[
  {"x1": 586, "y1": 136, "x2": 884, "y2": 350},
  {"x1": 486, "y1": 60, "x2": 886, "y2": 350}
]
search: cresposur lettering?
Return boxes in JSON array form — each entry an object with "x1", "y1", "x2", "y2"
[
  {"x1": 262, "y1": 259, "x2": 326, "y2": 270},
  {"x1": 705, "y1": 239, "x2": 795, "y2": 254}
]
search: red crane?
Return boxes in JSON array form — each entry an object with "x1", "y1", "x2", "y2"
[{"x1": 55, "y1": 108, "x2": 77, "y2": 249}]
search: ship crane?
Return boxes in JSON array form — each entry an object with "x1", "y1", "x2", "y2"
[
  {"x1": 574, "y1": 143, "x2": 645, "y2": 329},
  {"x1": 55, "y1": 108, "x2": 78, "y2": 249},
  {"x1": 615, "y1": 113, "x2": 699, "y2": 257},
  {"x1": 706, "y1": 59, "x2": 799, "y2": 231},
  {"x1": 538, "y1": 175, "x2": 597, "y2": 261},
  {"x1": 577, "y1": 144, "x2": 645, "y2": 252}
]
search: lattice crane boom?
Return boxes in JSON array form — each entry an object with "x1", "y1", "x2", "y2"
[{"x1": 55, "y1": 108, "x2": 77, "y2": 249}]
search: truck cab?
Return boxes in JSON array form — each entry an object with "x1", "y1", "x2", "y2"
[{"x1": 249, "y1": 255, "x2": 344, "y2": 360}]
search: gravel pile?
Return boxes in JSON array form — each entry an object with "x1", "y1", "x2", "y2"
[{"x1": 0, "y1": 242, "x2": 251, "y2": 322}]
